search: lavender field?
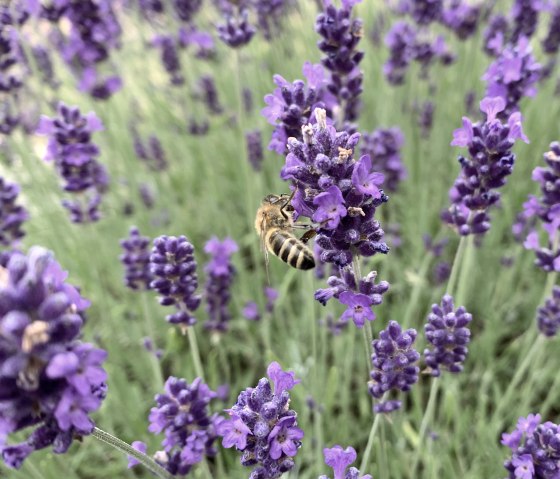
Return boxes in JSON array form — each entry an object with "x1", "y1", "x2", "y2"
[{"x1": 1, "y1": 0, "x2": 559, "y2": 478}]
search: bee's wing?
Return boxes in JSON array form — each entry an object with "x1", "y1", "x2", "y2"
[{"x1": 259, "y1": 216, "x2": 271, "y2": 284}]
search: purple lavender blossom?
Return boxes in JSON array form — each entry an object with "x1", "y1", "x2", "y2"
[
  {"x1": 152, "y1": 35, "x2": 184, "y2": 86},
  {"x1": 432, "y1": 261, "x2": 451, "y2": 285},
  {"x1": 424, "y1": 295, "x2": 472, "y2": 376},
  {"x1": 502, "y1": 414, "x2": 560, "y2": 479},
  {"x1": 518, "y1": 142, "x2": 560, "y2": 272},
  {"x1": 442, "y1": 96, "x2": 529, "y2": 236},
  {"x1": 483, "y1": 37, "x2": 541, "y2": 116},
  {"x1": 511, "y1": 0, "x2": 542, "y2": 42},
  {"x1": 543, "y1": 5, "x2": 560, "y2": 54},
  {"x1": 253, "y1": 0, "x2": 290, "y2": 41},
  {"x1": 384, "y1": 21, "x2": 416, "y2": 85},
  {"x1": 139, "y1": 183, "x2": 155, "y2": 209},
  {"x1": 0, "y1": 177, "x2": 28, "y2": 248},
  {"x1": 0, "y1": 247, "x2": 106, "y2": 469},
  {"x1": 149, "y1": 235, "x2": 201, "y2": 329},
  {"x1": 173, "y1": 0, "x2": 202, "y2": 22},
  {"x1": 133, "y1": 132, "x2": 168, "y2": 171},
  {"x1": 198, "y1": 75, "x2": 223, "y2": 114},
  {"x1": 120, "y1": 226, "x2": 152, "y2": 291},
  {"x1": 368, "y1": 320, "x2": 419, "y2": 412},
  {"x1": 483, "y1": 14, "x2": 509, "y2": 57},
  {"x1": 361, "y1": 127, "x2": 406, "y2": 192},
  {"x1": 261, "y1": 62, "x2": 330, "y2": 154},
  {"x1": 441, "y1": 0, "x2": 480, "y2": 40},
  {"x1": 408, "y1": 0, "x2": 443, "y2": 25},
  {"x1": 246, "y1": 130, "x2": 264, "y2": 171},
  {"x1": 36, "y1": 103, "x2": 109, "y2": 223},
  {"x1": 265, "y1": 286, "x2": 278, "y2": 313},
  {"x1": 31, "y1": 46, "x2": 58, "y2": 88},
  {"x1": 315, "y1": 0, "x2": 364, "y2": 125},
  {"x1": 178, "y1": 27, "x2": 216, "y2": 59},
  {"x1": 537, "y1": 286, "x2": 560, "y2": 337},
  {"x1": 216, "y1": 8, "x2": 255, "y2": 48},
  {"x1": 242, "y1": 301, "x2": 260, "y2": 321},
  {"x1": 417, "y1": 100, "x2": 435, "y2": 137},
  {"x1": 203, "y1": 236, "x2": 238, "y2": 332},
  {"x1": 318, "y1": 445, "x2": 372, "y2": 479},
  {"x1": 134, "y1": 377, "x2": 219, "y2": 475},
  {"x1": 217, "y1": 362, "x2": 303, "y2": 478}
]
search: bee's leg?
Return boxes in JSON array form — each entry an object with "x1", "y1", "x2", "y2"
[
  {"x1": 280, "y1": 188, "x2": 296, "y2": 213},
  {"x1": 300, "y1": 229, "x2": 317, "y2": 244}
]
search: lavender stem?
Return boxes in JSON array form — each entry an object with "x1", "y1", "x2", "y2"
[
  {"x1": 141, "y1": 293, "x2": 164, "y2": 389},
  {"x1": 411, "y1": 377, "x2": 440, "y2": 473},
  {"x1": 91, "y1": 427, "x2": 174, "y2": 479},
  {"x1": 446, "y1": 235, "x2": 467, "y2": 297},
  {"x1": 187, "y1": 326, "x2": 205, "y2": 380},
  {"x1": 359, "y1": 404, "x2": 383, "y2": 471}
]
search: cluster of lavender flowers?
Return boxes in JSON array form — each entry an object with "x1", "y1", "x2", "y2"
[
  {"x1": 518, "y1": 142, "x2": 560, "y2": 274},
  {"x1": 315, "y1": 0, "x2": 364, "y2": 126},
  {"x1": 37, "y1": 103, "x2": 109, "y2": 223},
  {"x1": 217, "y1": 362, "x2": 303, "y2": 479},
  {"x1": 0, "y1": 247, "x2": 107, "y2": 469},
  {"x1": 442, "y1": 96, "x2": 529, "y2": 236},
  {"x1": 482, "y1": 37, "x2": 541, "y2": 117},
  {"x1": 360, "y1": 127, "x2": 406, "y2": 192},
  {"x1": 0, "y1": 177, "x2": 28, "y2": 248},
  {"x1": 423, "y1": 295, "x2": 472, "y2": 376},
  {"x1": 216, "y1": 3, "x2": 255, "y2": 48},
  {"x1": 0, "y1": 5, "x2": 26, "y2": 135},
  {"x1": 280, "y1": 108, "x2": 389, "y2": 325},
  {"x1": 133, "y1": 132, "x2": 168, "y2": 171},
  {"x1": 319, "y1": 445, "x2": 372, "y2": 479},
  {"x1": 203, "y1": 237, "x2": 238, "y2": 333},
  {"x1": 537, "y1": 287, "x2": 560, "y2": 337},
  {"x1": 262, "y1": 62, "x2": 331, "y2": 155},
  {"x1": 246, "y1": 130, "x2": 264, "y2": 171},
  {"x1": 368, "y1": 321, "x2": 419, "y2": 413},
  {"x1": 151, "y1": 35, "x2": 185, "y2": 86},
  {"x1": 29, "y1": 0, "x2": 122, "y2": 99},
  {"x1": 149, "y1": 235, "x2": 201, "y2": 330},
  {"x1": 120, "y1": 226, "x2": 152, "y2": 291},
  {"x1": 130, "y1": 377, "x2": 220, "y2": 475},
  {"x1": 502, "y1": 414, "x2": 560, "y2": 479},
  {"x1": 383, "y1": 0, "x2": 479, "y2": 85}
]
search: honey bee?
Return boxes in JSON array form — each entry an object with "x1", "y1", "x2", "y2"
[{"x1": 255, "y1": 193, "x2": 315, "y2": 270}]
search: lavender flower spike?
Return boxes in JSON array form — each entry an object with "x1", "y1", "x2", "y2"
[
  {"x1": 0, "y1": 247, "x2": 106, "y2": 469},
  {"x1": 203, "y1": 236, "x2": 238, "y2": 332},
  {"x1": 120, "y1": 226, "x2": 152, "y2": 291},
  {"x1": 502, "y1": 414, "x2": 560, "y2": 479},
  {"x1": 424, "y1": 295, "x2": 472, "y2": 376},
  {"x1": 369, "y1": 320, "x2": 420, "y2": 413},
  {"x1": 537, "y1": 286, "x2": 560, "y2": 337},
  {"x1": 149, "y1": 235, "x2": 201, "y2": 329},
  {"x1": 318, "y1": 445, "x2": 372, "y2": 479},
  {"x1": 0, "y1": 177, "x2": 28, "y2": 248},
  {"x1": 217, "y1": 361, "x2": 303, "y2": 478},
  {"x1": 133, "y1": 377, "x2": 220, "y2": 476}
]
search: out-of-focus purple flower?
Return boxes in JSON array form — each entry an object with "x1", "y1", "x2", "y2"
[
  {"x1": 408, "y1": 0, "x2": 443, "y2": 25},
  {"x1": 432, "y1": 261, "x2": 451, "y2": 285},
  {"x1": 537, "y1": 286, "x2": 560, "y2": 337},
  {"x1": 315, "y1": 0, "x2": 364, "y2": 125},
  {"x1": 152, "y1": 35, "x2": 184, "y2": 86},
  {"x1": 417, "y1": 100, "x2": 435, "y2": 137},
  {"x1": 368, "y1": 320, "x2": 419, "y2": 412},
  {"x1": 203, "y1": 236, "x2": 238, "y2": 332},
  {"x1": 511, "y1": 0, "x2": 543, "y2": 42},
  {"x1": 441, "y1": 0, "x2": 480, "y2": 40},
  {"x1": 318, "y1": 444, "x2": 372, "y2": 479},
  {"x1": 0, "y1": 247, "x2": 105, "y2": 469},
  {"x1": 178, "y1": 27, "x2": 216, "y2": 59},
  {"x1": 218, "y1": 361, "x2": 303, "y2": 478},
  {"x1": 246, "y1": 130, "x2": 264, "y2": 171},
  {"x1": 173, "y1": 0, "x2": 202, "y2": 22},
  {"x1": 139, "y1": 183, "x2": 155, "y2": 209},
  {"x1": 483, "y1": 36, "x2": 541, "y2": 117},
  {"x1": 0, "y1": 177, "x2": 28, "y2": 248},
  {"x1": 188, "y1": 118, "x2": 210, "y2": 136},
  {"x1": 127, "y1": 441, "x2": 147, "y2": 468},
  {"x1": 442, "y1": 96, "x2": 529, "y2": 236},
  {"x1": 149, "y1": 235, "x2": 201, "y2": 329},
  {"x1": 31, "y1": 45, "x2": 58, "y2": 88},
  {"x1": 543, "y1": 5, "x2": 560, "y2": 54},
  {"x1": 384, "y1": 21, "x2": 416, "y2": 85},
  {"x1": 133, "y1": 132, "x2": 168, "y2": 171},
  {"x1": 253, "y1": 0, "x2": 291, "y2": 41},
  {"x1": 483, "y1": 14, "x2": 509, "y2": 57},
  {"x1": 503, "y1": 414, "x2": 560, "y2": 479},
  {"x1": 264, "y1": 286, "x2": 278, "y2": 313},
  {"x1": 361, "y1": 127, "x2": 405, "y2": 192},
  {"x1": 36, "y1": 103, "x2": 109, "y2": 223},
  {"x1": 120, "y1": 226, "x2": 152, "y2": 291},
  {"x1": 134, "y1": 377, "x2": 219, "y2": 475},
  {"x1": 519, "y1": 142, "x2": 560, "y2": 272},
  {"x1": 217, "y1": 9, "x2": 255, "y2": 48},
  {"x1": 423, "y1": 234, "x2": 448, "y2": 257},
  {"x1": 242, "y1": 301, "x2": 260, "y2": 321},
  {"x1": 423, "y1": 295, "x2": 472, "y2": 376},
  {"x1": 198, "y1": 75, "x2": 223, "y2": 115}
]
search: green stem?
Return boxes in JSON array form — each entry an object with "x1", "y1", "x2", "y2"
[
  {"x1": 359, "y1": 410, "x2": 383, "y2": 471},
  {"x1": 446, "y1": 236, "x2": 467, "y2": 297},
  {"x1": 455, "y1": 235, "x2": 475, "y2": 306},
  {"x1": 187, "y1": 326, "x2": 205, "y2": 380},
  {"x1": 411, "y1": 377, "x2": 440, "y2": 474},
  {"x1": 91, "y1": 427, "x2": 174, "y2": 479},
  {"x1": 402, "y1": 253, "x2": 432, "y2": 328}
]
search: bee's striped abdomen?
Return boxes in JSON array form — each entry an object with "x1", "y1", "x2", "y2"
[{"x1": 268, "y1": 230, "x2": 315, "y2": 270}]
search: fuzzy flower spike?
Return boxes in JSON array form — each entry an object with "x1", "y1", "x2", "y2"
[
  {"x1": 0, "y1": 247, "x2": 106, "y2": 469},
  {"x1": 217, "y1": 361, "x2": 303, "y2": 479},
  {"x1": 442, "y1": 96, "x2": 529, "y2": 236}
]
